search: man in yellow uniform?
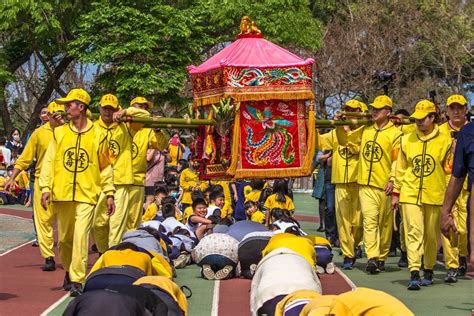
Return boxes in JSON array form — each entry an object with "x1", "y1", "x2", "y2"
[
  {"x1": 392, "y1": 100, "x2": 452, "y2": 290},
  {"x1": 439, "y1": 94, "x2": 469, "y2": 282},
  {"x1": 5, "y1": 102, "x2": 65, "y2": 271},
  {"x1": 322, "y1": 99, "x2": 365, "y2": 270},
  {"x1": 338, "y1": 95, "x2": 402, "y2": 274},
  {"x1": 39, "y1": 88, "x2": 116, "y2": 297},
  {"x1": 92, "y1": 94, "x2": 137, "y2": 253},
  {"x1": 121, "y1": 97, "x2": 167, "y2": 230}
]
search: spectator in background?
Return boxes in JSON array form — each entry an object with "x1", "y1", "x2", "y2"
[
  {"x1": 181, "y1": 137, "x2": 192, "y2": 161},
  {"x1": 144, "y1": 147, "x2": 169, "y2": 211},
  {"x1": 0, "y1": 137, "x2": 12, "y2": 166},
  {"x1": 39, "y1": 106, "x2": 49, "y2": 125},
  {"x1": 6, "y1": 128, "x2": 24, "y2": 155},
  {"x1": 167, "y1": 132, "x2": 184, "y2": 167}
]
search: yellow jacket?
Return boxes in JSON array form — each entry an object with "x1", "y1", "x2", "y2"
[
  {"x1": 245, "y1": 190, "x2": 261, "y2": 203},
  {"x1": 400, "y1": 123, "x2": 416, "y2": 135},
  {"x1": 142, "y1": 203, "x2": 158, "y2": 222},
  {"x1": 167, "y1": 143, "x2": 183, "y2": 166},
  {"x1": 250, "y1": 210, "x2": 266, "y2": 224},
  {"x1": 15, "y1": 122, "x2": 54, "y2": 178},
  {"x1": 95, "y1": 118, "x2": 134, "y2": 185},
  {"x1": 89, "y1": 248, "x2": 173, "y2": 278},
  {"x1": 320, "y1": 127, "x2": 363, "y2": 184},
  {"x1": 338, "y1": 121, "x2": 402, "y2": 189},
  {"x1": 16, "y1": 171, "x2": 29, "y2": 189},
  {"x1": 262, "y1": 233, "x2": 315, "y2": 267},
  {"x1": 179, "y1": 168, "x2": 202, "y2": 204},
  {"x1": 439, "y1": 121, "x2": 468, "y2": 189},
  {"x1": 394, "y1": 125, "x2": 452, "y2": 205},
  {"x1": 132, "y1": 128, "x2": 167, "y2": 186},
  {"x1": 39, "y1": 120, "x2": 115, "y2": 204},
  {"x1": 211, "y1": 180, "x2": 233, "y2": 217},
  {"x1": 134, "y1": 276, "x2": 188, "y2": 315},
  {"x1": 263, "y1": 194, "x2": 295, "y2": 212}
]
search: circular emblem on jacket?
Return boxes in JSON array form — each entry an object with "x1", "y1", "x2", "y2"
[
  {"x1": 132, "y1": 142, "x2": 138, "y2": 159},
  {"x1": 109, "y1": 140, "x2": 121, "y2": 157},
  {"x1": 362, "y1": 141, "x2": 383, "y2": 162},
  {"x1": 411, "y1": 154, "x2": 435, "y2": 177},
  {"x1": 63, "y1": 148, "x2": 90, "y2": 172},
  {"x1": 338, "y1": 146, "x2": 354, "y2": 159}
]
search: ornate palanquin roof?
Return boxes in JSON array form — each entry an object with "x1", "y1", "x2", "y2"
[{"x1": 188, "y1": 20, "x2": 315, "y2": 107}]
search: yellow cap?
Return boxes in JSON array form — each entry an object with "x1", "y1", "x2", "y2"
[
  {"x1": 370, "y1": 95, "x2": 393, "y2": 109},
  {"x1": 410, "y1": 99, "x2": 437, "y2": 120},
  {"x1": 46, "y1": 101, "x2": 65, "y2": 113},
  {"x1": 56, "y1": 88, "x2": 91, "y2": 105},
  {"x1": 130, "y1": 96, "x2": 153, "y2": 109},
  {"x1": 360, "y1": 101, "x2": 368, "y2": 112},
  {"x1": 100, "y1": 94, "x2": 120, "y2": 109},
  {"x1": 446, "y1": 94, "x2": 467, "y2": 107},
  {"x1": 344, "y1": 99, "x2": 362, "y2": 110}
]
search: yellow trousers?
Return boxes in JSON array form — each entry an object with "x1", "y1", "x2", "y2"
[
  {"x1": 359, "y1": 186, "x2": 392, "y2": 261},
  {"x1": 92, "y1": 185, "x2": 131, "y2": 253},
  {"x1": 401, "y1": 203, "x2": 440, "y2": 272},
  {"x1": 127, "y1": 185, "x2": 145, "y2": 231},
  {"x1": 441, "y1": 189, "x2": 469, "y2": 269},
  {"x1": 33, "y1": 180, "x2": 55, "y2": 259},
  {"x1": 335, "y1": 183, "x2": 363, "y2": 258},
  {"x1": 53, "y1": 201, "x2": 95, "y2": 283}
]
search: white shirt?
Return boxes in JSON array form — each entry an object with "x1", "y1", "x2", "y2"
[{"x1": 0, "y1": 146, "x2": 11, "y2": 166}]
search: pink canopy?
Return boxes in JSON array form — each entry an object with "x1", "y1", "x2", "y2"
[
  {"x1": 188, "y1": 34, "x2": 314, "y2": 74},
  {"x1": 188, "y1": 34, "x2": 315, "y2": 107}
]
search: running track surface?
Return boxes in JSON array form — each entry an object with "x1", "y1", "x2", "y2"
[{"x1": 0, "y1": 207, "x2": 350, "y2": 315}]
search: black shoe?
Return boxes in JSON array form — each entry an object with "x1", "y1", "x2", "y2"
[
  {"x1": 355, "y1": 246, "x2": 363, "y2": 259},
  {"x1": 316, "y1": 226, "x2": 325, "y2": 232},
  {"x1": 42, "y1": 257, "x2": 56, "y2": 271},
  {"x1": 444, "y1": 268, "x2": 458, "y2": 283},
  {"x1": 69, "y1": 282, "x2": 83, "y2": 297},
  {"x1": 366, "y1": 258, "x2": 380, "y2": 274},
  {"x1": 377, "y1": 260, "x2": 385, "y2": 271},
  {"x1": 407, "y1": 271, "x2": 421, "y2": 290},
  {"x1": 342, "y1": 257, "x2": 354, "y2": 270},
  {"x1": 421, "y1": 269, "x2": 434, "y2": 286},
  {"x1": 458, "y1": 257, "x2": 467, "y2": 276},
  {"x1": 31, "y1": 240, "x2": 39, "y2": 247},
  {"x1": 63, "y1": 272, "x2": 72, "y2": 291},
  {"x1": 398, "y1": 251, "x2": 408, "y2": 268},
  {"x1": 388, "y1": 249, "x2": 397, "y2": 257}
]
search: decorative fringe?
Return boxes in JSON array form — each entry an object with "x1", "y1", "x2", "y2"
[
  {"x1": 300, "y1": 110, "x2": 317, "y2": 176},
  {"x1": 194, "y1": 91, "x2": 315, "y2": 108},
  {"x1": 226, "y1": 108, "x2": 241, "y2": 176}
]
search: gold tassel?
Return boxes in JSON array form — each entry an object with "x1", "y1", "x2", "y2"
[
  {"x1": 226, "y1": 108, "x2": 241, "y2": 176},
  {"x1": 300, "y1": 110, "x2": 317, "y2": 175}
]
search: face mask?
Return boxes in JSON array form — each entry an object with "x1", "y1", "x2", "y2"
[
  {"x1": 13, "y1": 135, "x2": 20, "y2": 142},
  {"x1": 170, "y1": 192, "x2": 179, "y2": 199},
  {"x1": 170, "y1": 137, "x2": 179, "y2": 146}
]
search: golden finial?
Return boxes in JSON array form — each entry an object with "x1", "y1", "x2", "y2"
[{"x1": 239, "y1": 16, "x2": 261, "y2": 35}]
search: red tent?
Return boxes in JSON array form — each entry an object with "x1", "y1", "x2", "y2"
[{"x1": 188, "y1": 19, "x2": 316, "y2": 179}]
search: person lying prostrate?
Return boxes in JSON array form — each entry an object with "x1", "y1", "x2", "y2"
[
  {"x1": 89, "y1": 242, "x2": 172, "y2": 279},
  {"x1": 186, "y1": 198, "x2": 213, "y2": 240},
  {"x1": 250, "y1": 248, "x2": 321, "y2": 316},
  {"x1": 192, "y1": 233, "x2": 239, "y2": 280},
  {"x1": 134, "y1": 276, "x2": 189, "y2": 316},
  {"x1": 262, "y1": 233, "x2": 316, "y2": 268},
  {"x1": 226, "y1": 220, "x2": 268, "y2": 242},
  {"x1": 238, "y1": 231, "x2": 275, "y2": 279},
  {"x1": 300, "y1": 287, "x2": 414, "y2": 316},
  {"x1": 122, "y1": 227, "x2": 166, "y2": 258},
  {"x1": 274, "y1": 290, "x2": 321, "y2": 316},
  {"x1": 268, "y1": 208, "x2": 305, "y2": 235},
  {"x1": 161, "y1": 203, "x2": 193, "y2": 237}
]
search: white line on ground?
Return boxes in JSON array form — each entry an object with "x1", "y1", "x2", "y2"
[
  {"x1": 40, "y1": 293, "x2": 70, "y2": 316},
  {"x1": 0, "y1": 240, "x2": 33, "y2": 257},
  {"x1": 211, "y1": 280, "x2": 220, "y2": 316},
  {"x1": 335, "y1": 266, "x2": 357, "y2": 290}
]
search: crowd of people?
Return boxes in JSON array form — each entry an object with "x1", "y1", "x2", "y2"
[{"x1": 0, "y1": 87, "x2": 472, "y2": 315}]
